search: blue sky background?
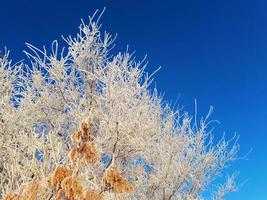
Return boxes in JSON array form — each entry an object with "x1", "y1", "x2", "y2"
[{"x1": 1, "y1": 0, "x2": 267, "y2": 199}]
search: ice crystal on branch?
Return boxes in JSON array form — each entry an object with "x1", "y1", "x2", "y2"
[{"x1": 0, "y1": 10, "x2": 239, "y2": 200}]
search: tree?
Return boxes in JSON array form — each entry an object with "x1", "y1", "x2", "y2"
[{"x1": 0, "y1": 11, "x2": 239, "y2": 200}]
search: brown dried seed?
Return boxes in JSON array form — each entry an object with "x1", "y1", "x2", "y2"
[
  {"x1": 61, "y1": 176, "x2": 83, "y2": 200},
  {"x1": 2, "y1": 193, "x2": 20, "y2": 200},
  {"x1": 51, "y1": 166, "x2": 72, "y2": 191},
  {"x1": 83, "y1": 190, "x2": 103, "y2": 200},
  {"x1": 103, "y1": 165, "x2": 134, "y2": 193}
]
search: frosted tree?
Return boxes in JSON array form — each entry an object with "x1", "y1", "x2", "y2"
[{"x1": 0, "y1": 11, "x2": 239, "y2": 200}]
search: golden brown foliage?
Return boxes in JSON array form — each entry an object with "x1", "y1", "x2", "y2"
[
  {"x1": 50, "y1": 166, "x2": 72, "y2": 191},
  {"x1": 21, "y1": 179, "x2": 39, "y2": 200},
  {"x1": 3, "y1": 179, "x2": 38, "y2": 200},
  {"x1": 2, "y1": 193, "x2": 20, "y2": 200},
  {"x1": 69, "y1": 141, "x2": 99, "y2": 164},
  {"x1": 83, "y1": 191, "x2": 103, "y2": 200},
  {"x1": 69, "y1": 121, "x2": 99, "y2": 164},
  {"x1": 103, "y1": 165, "x2": 134, "y2": 193},
  {"x1": 3, "y1": 121, "x2": 133, "y2": 200},
  {"x1": 61, "y1": 176, "x2": 83, "y2": 200}
]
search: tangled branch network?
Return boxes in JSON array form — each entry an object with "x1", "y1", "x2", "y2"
[{"x1": 0, "y1": 10, "x2": 239, "y2": 200}]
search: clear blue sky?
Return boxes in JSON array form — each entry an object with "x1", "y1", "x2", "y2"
[{"x1": 1, "y1": 0, "x2": 266, "y2": 199}]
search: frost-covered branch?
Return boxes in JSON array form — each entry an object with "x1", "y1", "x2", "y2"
[{"x1": 0, "y1": 11, "x2": 239, "y2": 200}]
